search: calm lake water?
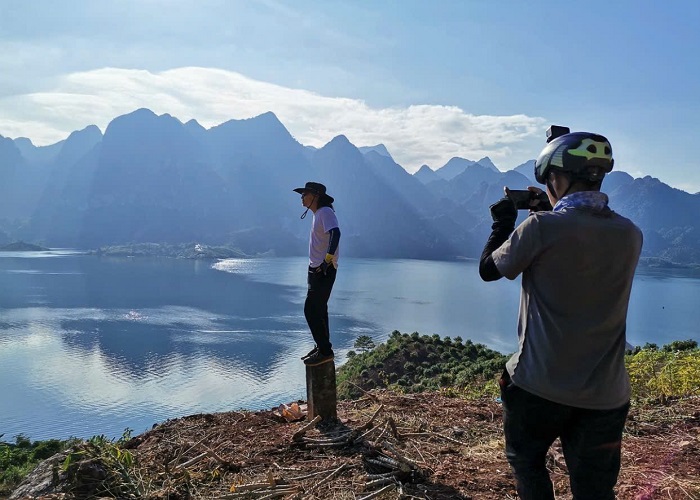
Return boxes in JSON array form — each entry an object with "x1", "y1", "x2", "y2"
[{"x1": 1, "y1": 252, "x2": 699, "y2": 441}]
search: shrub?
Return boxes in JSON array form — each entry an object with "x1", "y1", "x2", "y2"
[
  {"x1": 626, "y1": 348, "x2": 700, "y2": 401},
  {"x1": 354, "y1": 335, "x2": 376, "y2": 352},
  {"x1": 1, "y1": 435, "x2": 77, "y2": 497},
  {"x1": 662, "y1": 339, "x2": 698, "y2": 352},
  {"x1": 438, "y1": 373, "x2": 454, "y2": 386}
]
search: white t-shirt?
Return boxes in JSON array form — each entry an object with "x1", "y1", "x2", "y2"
[{"x1": 309, "y1": 206, "x2": 340, "y2": 268}]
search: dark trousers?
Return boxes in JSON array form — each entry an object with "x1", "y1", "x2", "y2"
[
  {"x1": 500, "y1": 371, "x2": 629, "y2": 500},
  {"x1": 304, "y1": 265, "x2": 336, "y2": 355}
]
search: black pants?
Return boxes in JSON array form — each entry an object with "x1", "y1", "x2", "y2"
[
  {"x1": 304, "y1": 265, "x2": 336, "y2": 355},
  {"x1": 500, "y1": 370, "x2": 629, "y2": 500}
]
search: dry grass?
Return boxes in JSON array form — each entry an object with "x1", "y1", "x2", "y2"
[{"x1": 9, "y1": 392, "x2": 700, "y2": 499}]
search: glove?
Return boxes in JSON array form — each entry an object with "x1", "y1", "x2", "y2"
[
  {"x1": 489, "y1": 197, "x2": 517, "y2": 230},
  {"x1": 320, "y1": 253, "x2": 334, "y2": 275}
]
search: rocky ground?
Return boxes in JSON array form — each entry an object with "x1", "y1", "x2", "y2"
[{"x1": 7, "y1": 391, "x2": 700, "y2": 499}]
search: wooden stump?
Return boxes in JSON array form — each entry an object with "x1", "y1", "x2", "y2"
[{"x1": 305, "y1": 360, "x2": 337, "y2": 421}]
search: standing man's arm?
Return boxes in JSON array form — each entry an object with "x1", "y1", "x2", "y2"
[
  {"x1": 324, "y1": 227, "x2": 340, "y2": 264},
  {"x1": 479, "y1": 197, "x2": 517, "y2": 282}
]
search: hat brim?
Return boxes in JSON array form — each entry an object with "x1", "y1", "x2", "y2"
[{"x1": 293, "y1": 187, "x2": 333, "y2": 204}]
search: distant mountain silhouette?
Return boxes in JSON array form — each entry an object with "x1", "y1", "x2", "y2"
[
  {"x1": 433, "y1": 156, "x2": 499, "y2": 181},
  {"x1": 512, "y1": 160, "x2": 536, "y2": 184},
  {"x1": 414, "y1": 164, "x2": 439, "y2": 184},
  {"x1": 1, "y1": 110, "x2": 698, "y2": 264},
  {"x1": 0, "y1": 135, "x2": 28, "y2": 219},
  {"x1": 359, "y1": 144, "x2": 393, "y2": 159},
  {"x1": 475, "y1": 157, "x2": 499, "y2": 173},
  {"x1": 434, "y1": 157, "x2": 478, "y2": 180}
]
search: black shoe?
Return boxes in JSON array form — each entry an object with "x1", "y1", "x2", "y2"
[
  {"x1": 303, "y1": 351, "x2": 334, "y2": 366},
  {"x1": 301, "y1": 346, "x2": 318, "y2": 361}
]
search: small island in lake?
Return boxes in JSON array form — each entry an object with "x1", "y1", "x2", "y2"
[{"x1": 0, "y1": 241, "x2": 50, "y2": 252}]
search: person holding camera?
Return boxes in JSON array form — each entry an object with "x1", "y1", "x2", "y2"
[
  {"x1": 479, "y1": 127, "x2": 643, "y2": 499},
  {"x1": 293, "y1": 182, "x2": 341, "y2": 367}
]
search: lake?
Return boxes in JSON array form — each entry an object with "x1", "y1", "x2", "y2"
[{"x1": 1, "y1": 252, "x2": 699, "y2": 441}]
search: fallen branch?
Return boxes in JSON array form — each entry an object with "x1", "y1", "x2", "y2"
[
  {"x1": 218, "y1": 486, "x2": 297, "y2": 500},
  {"x1": 365, "y1": 471, "x2": 399, "y2": 480},
  {"x1": 387, "y1": 417, "x2": 400, "y2": 439},
  {"x1": 382, "y1": 441, "x2": 419, "y2": 470},
  {"x1": 291, "y1": 415, "x2": 322, "y2": 441},
  {"x1": 301, "y1": 433, "x2": 352, "y2": 444},
  {"x1": 306, "y1": 462, "x2": 352, "y2": 494},
  {"x1": 223, "y1": 483, "x2": 295, "y2": 497},
  {"x1": 174, "y1": 451, "x2": 208, "y2": 470},
  {"x1": 365, "y1": 477, "x2": 395, "y2": 489},
  {"x1": 355, "y1": 423, "x2": 383, "y2": 443},
  {"x1": 357, "y1": 405, "x2": 384, "y2": 432},
  {"x1": 288, "y1": 466, "x2": 347, "y2": 481},
  {"x1": 365, "y1": 455, "x2": 403, "y2": 471},
  {"x1": 357, "y1": 483, "x2": 395, "y2": 500},
  {"x1": 204, "y1": 445, "x2": 229, "y2": 465},
  {"x1": 401, "y1": 431, "x2": 470, "y2": 447},
  {"x1": 257, "y1": 490, "x2": 298, "y2": 500}
]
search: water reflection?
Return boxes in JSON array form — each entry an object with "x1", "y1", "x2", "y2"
[
  {"x1": 2, "y1": 253, "x2": 700, "y2": 441},
  {"x1": 0, "y1": 254, "x2": 380, "y2": 440}
]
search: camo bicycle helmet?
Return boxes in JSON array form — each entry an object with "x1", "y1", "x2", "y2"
[{"x1": 534, "y1": 132, "x2": 614, "y2": 184}]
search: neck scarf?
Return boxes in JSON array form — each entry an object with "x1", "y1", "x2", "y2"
[{"x1": 553, "y1": 191, "x2": 609, "y2": 213}]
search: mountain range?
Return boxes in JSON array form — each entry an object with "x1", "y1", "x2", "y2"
[{"x1": 1, "y1": 109, "x2": 698, "y2": 265}]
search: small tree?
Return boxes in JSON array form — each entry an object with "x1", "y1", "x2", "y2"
[
  {"x1": 662, "y1": 339, "x2": 698, "y2": 352},
  {"x1": 354, "y1": 335, "x2": 376, "y2": 353}
]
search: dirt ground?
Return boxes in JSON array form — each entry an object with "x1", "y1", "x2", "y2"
[{"x1": 11, "y1": 390, "x2": 700, "y2": 499}]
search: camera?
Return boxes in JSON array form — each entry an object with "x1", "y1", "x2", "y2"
[{"x1": 546, "y1": 125, "x2": 570, "y2": 143}]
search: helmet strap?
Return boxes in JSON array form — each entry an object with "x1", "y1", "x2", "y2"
[
  {"x1": 561, "y1": 177, "x2": 574, "y2": 198},
  {"x1": 548, "y1": 172, "x2": 575, "y2": 203},
  {"x1": 546, "y1": 178, "x2": 558, "y2": 203}
]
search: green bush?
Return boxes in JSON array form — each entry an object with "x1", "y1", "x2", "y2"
[
  {"x1": 337, "y1": 330, "x2": 509, "y2": 399},
  {"x1": 626, "y1": 346, "x2": 700, "y2": 401},
  {"x1": 353, "y1": 335, "x2": 376, "y2": 352},
  {"x1": 662, "y1": 339, "x2": 698, "y2": 352},
  {"x1": 338, "y1": 331, "x2": 700, "y2": 405},
  {"x1": 0, "y1": 435, "x2": 76, "y2": 497}
]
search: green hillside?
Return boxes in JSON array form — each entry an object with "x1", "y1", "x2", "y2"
[
  {"x1": 338, "y1": 332, "x2": 700, "y2": 403},
  {"x1": 337, "y1": 330, "x2": 508, "y2": 399}
]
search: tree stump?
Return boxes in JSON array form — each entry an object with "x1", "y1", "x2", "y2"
[{"x1": 305, "y1": 360, "x2": 337, "y2": 421}]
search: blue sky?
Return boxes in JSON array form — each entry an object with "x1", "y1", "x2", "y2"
[{"x1": 1, "y1": 0, "x2": 699, "y2": 192}]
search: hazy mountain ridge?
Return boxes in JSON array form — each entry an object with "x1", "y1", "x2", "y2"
[{"x1": 1, "y1": 110, "x2": 698, "y2": 264}]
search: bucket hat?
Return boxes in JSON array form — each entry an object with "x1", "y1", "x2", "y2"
[{"x1": 293, "y1": 182, "x2": 334, "y2": 204}]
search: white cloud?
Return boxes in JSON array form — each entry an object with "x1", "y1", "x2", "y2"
[{"x1": 0, "y1": 67, "x2": 547, "y2": 171}]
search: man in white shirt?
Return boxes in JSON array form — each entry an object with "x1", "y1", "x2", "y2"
[{"x1": 293, "y1": 182, "x2": 341, "y2": 367}]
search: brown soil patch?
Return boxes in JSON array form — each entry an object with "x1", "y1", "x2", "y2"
[{"x1": 11, "y1": 391, "x2": 700, "y2": 499}]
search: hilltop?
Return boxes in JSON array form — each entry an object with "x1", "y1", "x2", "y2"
[
  {"x1": 4, "y1": 336, "x2": 700, "y2": 499},
  {"x1": 5, "y1": 391, "x2": 699, "y2": 500}
]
